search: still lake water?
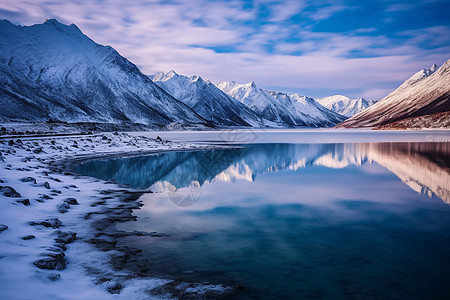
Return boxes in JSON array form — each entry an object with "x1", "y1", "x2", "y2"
[{"x1": 78, "y1": 130, "x2": 450, "y2": 299}]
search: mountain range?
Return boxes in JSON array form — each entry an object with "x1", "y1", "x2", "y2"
[
  {"x1": 152, "y1": 71, "x2": 270, "y2": 127},
  {"x1": 0, "y1": 19, "x2": 448, "y2": 129},
  {"x1": 216, "y1": 81, "x2": 345, "y2": 127},
  {"x1": 317, "y1": 96, "x2": 378, "y2": 117}
]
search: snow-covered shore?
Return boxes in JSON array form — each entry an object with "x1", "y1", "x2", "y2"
[{"x1": 0, "y1": 132, "x2": 231, "y2": 299}]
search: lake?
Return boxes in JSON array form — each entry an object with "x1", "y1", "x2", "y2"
[{"x1": 77, "y1": 130, "x2": 450, "y2": 299}]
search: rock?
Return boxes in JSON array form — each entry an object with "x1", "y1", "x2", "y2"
[
  {"x1": 20, "y1": 177, "x2": 37, "y2": 184},
  {"x1": 8, "y1": 140, "x2": 14, "y2": 146},
  {"x1": 17, "y1": 199, "x2": 31, "y2": 206},
  {"x1": 57, "y1": 202, "x2": 70, "y2": 213},
  {"x1": 87, "y1": 238, "x2": 117, "y2": 251},
  {"x1": 29, "y1": 218, "x2": 62, "y2": 229},
  {"x1": 107, "y1": 282, "x2": 122, "y2": 294},
  {"x1": 0, "y1": 186, "x2": 22, "y2": 198},
  {"x1": 64, "y1": 198, "x2": 78, "y2": 205},
  {"x1": 0, "y1": 224, "x2": 8, "y2": 233},
  {"x1": 34, "y1": 255, "x2": 66, "y2": 270},
  {"x1": 41, "y1": 194, "x2": 53, "y2": 200},
  {"x1": 22, "y1": 235, "x2": 35, "y2": 240},
  {"x1": 33, "y1": 147, "x2": 44, "y2": 154},
  {"x1": 47, "y1": 273, "x2": 61, "y2": 281},
  {"x1": 55, "y1": 231, "x2": 77, "y2": 244},
  {"x1": 50, "y1": 177, "x2": 62, "y2": 182},
  {"x1": 43, "y1": 182, "x2": 51, "y2": 189}
]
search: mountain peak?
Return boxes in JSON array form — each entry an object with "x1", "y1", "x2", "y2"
[
  {"x1": 41, "y1": 19, "x2": 83, "y2": 35},
  {"x1": 429, "y1": 64, "x2": 438, "y2": 73},
  {"x1": 43, "y1": 18, "x2": 59, "y2": 25},
  {"x1": 190, "y1": 75, "x2": 204, "y2": 83},
  {"x1": 403, "y1": 63, "x2": 439, "y2": 87},
  {"x1": 152, "y1": 70, "x2": 180, "y2": 82},
  {"x1": 0, "y1": 19, "x2": 204, "y2": 125}
]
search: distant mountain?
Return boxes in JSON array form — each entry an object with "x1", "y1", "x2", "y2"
[
  {"x1": 317, "y1": 95, "x2": 377, "y2": 117},
  {"x1": 216, "y1": 81, "x2": 297, "y2": 126},
  {"x1": 0, "y1": 19, "x2": 206, "y2": 126},
  {"x1": 217, "y1": 81, "x2": 345, "y2": 127},
  {"x1": 283, "y1": 93, "x2": 346, "y2": 127},
  {"x1": 337, "y1": 62, "x2": 450, "y2": 128},
  {"x1": 153, "y1": 71, "x2": 267, "y2": 127}
]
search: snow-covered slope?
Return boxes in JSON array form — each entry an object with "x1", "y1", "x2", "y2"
[
  {"x1": 216, "y1": 81, "x2": 297, "y2": 125},
  {"x1": 268, "y1": 91, "x2": 345, "y2": 127},
  {"x1": 217, "y1": 81, "x2": 345, "y2": 127},
  {"x1": 337, "y1": 62, "x2": 450, "y2": 128},
  {"x1": 317, "y1": 95, "x2": 377, "y2": 117},
  {"x1": 0, "y1": 19, "x2": 206, "y2": 126},
  {"x1": 153, "y1": 71, "x2": 268, "y2": 127}
]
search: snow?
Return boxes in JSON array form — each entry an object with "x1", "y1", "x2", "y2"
[
  {"x1": 339, "y1": 60, "x2": 450, "y2": 128},
  {"x1": 216, "y1": 81, "x2": 345, "y2": 127},
  {"x1": 153, "y1": 71, "x2": 273, "y2": 127},
  {"x1": 0, "y1": 19, "x2": 204, "y2": 125},
  {"x1": 317, "y1": 95, "x2": 377, "y2": 117},
  {"x1": 0, "y1": 131, "x2": 229, "y2": 300}
]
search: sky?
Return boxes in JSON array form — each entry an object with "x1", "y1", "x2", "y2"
[{"x1": 1, "y1": 0, "x2": 449, "y2": 99}]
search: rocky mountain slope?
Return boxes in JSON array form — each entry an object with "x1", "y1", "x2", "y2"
[
  {"x1": 337, "y1": 62, "x2": 450, "y2": 128},
  {"x1": 216, "y1": 81, "x2": 297, "y2": 126},
  {"x1": 152, "y1": 72, "x2": 267, "y2": 127},
  {"x1": 0, "y1": 19, "x2": 207, "y2": 126}
]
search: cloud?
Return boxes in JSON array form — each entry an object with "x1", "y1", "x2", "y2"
[{"x1": 0, "y1": 0, "x2": 449, "y2": 99}]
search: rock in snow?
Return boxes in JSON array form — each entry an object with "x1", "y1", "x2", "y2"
[{"x1": 0, "y1": 224, "x2": 8, "y2": 233}]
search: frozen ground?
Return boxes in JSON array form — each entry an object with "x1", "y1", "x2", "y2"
[{"x1": 0, "y1": 132, "x2": 231, "y2": 300}]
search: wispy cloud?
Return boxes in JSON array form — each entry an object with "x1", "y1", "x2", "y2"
[{"x1": 0, "y1": 0, "x2": 449, "y2": 99}]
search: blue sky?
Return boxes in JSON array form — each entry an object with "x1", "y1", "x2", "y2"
[{"x1": 1, "y1": 0, "x2": 449, "y2": 99}]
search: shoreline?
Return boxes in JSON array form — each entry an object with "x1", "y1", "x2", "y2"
[{"x1": 0, "y1": 132, "x2": 233, "y2": 299}]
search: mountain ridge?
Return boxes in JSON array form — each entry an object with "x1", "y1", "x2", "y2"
[
  {"x1": 153, "y1": 71, "x2": 270, "y2": 127},
  {"x1": 337, "y1": 61, "x2": 450, "y2": 128},
  {"x1": 0, "y1": 19, "x2": 208, "y2": 126},
  {"x1": 216, "y1": 81, "x2": 346, "y2": 127}
]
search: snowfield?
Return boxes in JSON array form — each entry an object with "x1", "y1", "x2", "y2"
[{"x1": 0, "y1": 132, "x2": 232, "y2": 300}]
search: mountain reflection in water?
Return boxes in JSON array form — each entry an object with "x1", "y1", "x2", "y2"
[{"x1": 78, "y1": 142, "x2": 450, "y2": 203}]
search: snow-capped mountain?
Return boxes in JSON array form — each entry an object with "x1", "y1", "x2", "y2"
[
  {"x1": 216, "y1": 81, "x2": 297, "y2": 126},
  {"x1": 152, "y1": 71, "x2": 268, "y2": 127},
  {"x1": 0, "y1": 19, "x2": 206, "y2": 126},
  {"x1": 338, "y1": 62, "x2": 450, "y2": 128},
  {"x1": 267, "y1": 91, "x2": 345, "y2": 127},
  {"x1": 317, "y1": 95, "x2": 377, "y2": 117},
  {"x1": 217, "y1": 81, "x2": 345, "y2": 127}
]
